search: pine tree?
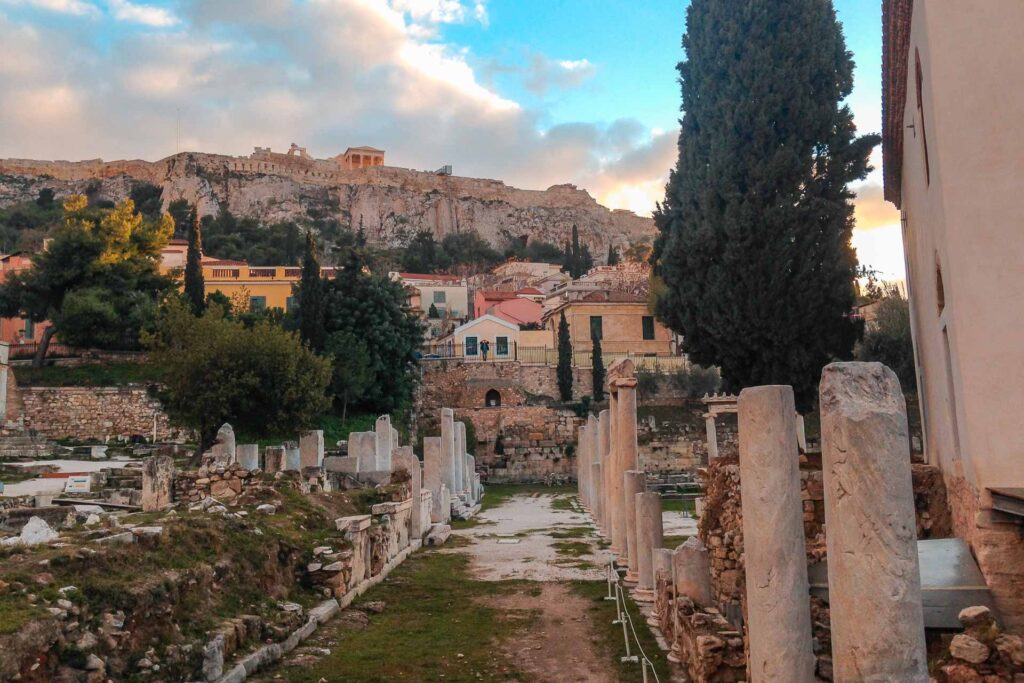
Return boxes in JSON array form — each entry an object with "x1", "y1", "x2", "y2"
[
  {"x1": 607, "y1": 244, "x2": 620, "y2": 266},
  {"x1": 653, "y1": 0, "x2": 878, "y2": 411},
  {"x1": 557, "y1": 311, "x2": 573, "y2": 401},
  {"x1": 591, "y1": 326, "x2": 605, "y2": 402},
  {"x1": 184, "y1": 209, "x2": 205, "y2": 314},
  {"x1": 570, "y1": 225, "x2": 583, "y2": 278},
  {"x1": 297, "y1": 231, "x2": 326, "y2": 351}
]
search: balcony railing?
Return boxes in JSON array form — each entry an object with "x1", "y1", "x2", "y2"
[{"x1": 420, "y1": 342, "x2": 689, "y2": 371}]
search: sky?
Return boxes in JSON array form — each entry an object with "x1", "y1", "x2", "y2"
[{"x1": 0, "y1": 0, "x2": 905, "y2": 278}]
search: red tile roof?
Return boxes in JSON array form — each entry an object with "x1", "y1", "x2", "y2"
[{"x1": 398, "y1": 272, "x2": 463, "y2": 282}]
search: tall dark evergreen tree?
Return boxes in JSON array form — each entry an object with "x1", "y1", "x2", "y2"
[
  {"x1": 556, "y1": 311, "x2": 573, "y2": 401},
  {"x1": 297, "y1": 231, "x2": 326, "y2": 351},
  {"x1": 607, "y1": 244, "x2": 620, "y2": 266},
  {"x1": 653, "y1": 0, "x2": 878, "y2": 411},
  {"x1": 184, "y1": 209, "x2": 205, "y2": 314},
  {"x1": 591, "y1": 327, "x2": 605, "y2": 402}
]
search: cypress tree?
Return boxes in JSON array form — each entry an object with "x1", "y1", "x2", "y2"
[
  {"x1": 607, "y1": 244, "x2": 620, "y2": 266},
  {"x1": 184, "y1": 209, "x2": 205, "y2": 314},
  {"x1": 570, "y1": 225, "x2": 582, "y2": 278},
  {"x1": 557, "y1": 311, "x2": 573, "y2": 401},
  {"x1": 297, "y1": 231, "x2": 326, "y2": 351},
  {"x1": 591, "y1": 326, "x2": 605, "y2": 402},
  {"x1": 653, "y1": 0, "x2": 878, "y2": 411}
]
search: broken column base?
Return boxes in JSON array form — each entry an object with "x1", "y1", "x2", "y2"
[{"x1": 425, "y1": 523, "x2": 452, "y2": 547}]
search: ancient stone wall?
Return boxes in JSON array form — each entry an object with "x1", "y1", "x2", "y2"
[
  {"x1": 637, "y1": 406, "x2": 737, "y2": 473},
  {"x1": 420, "y1": 358, "x2": 592, "y2": 407},
  {"x1": 455, "y1": 405, "x2": 582, "y2": 482},
  {"x1": 18, "y1": 386, "x2": 182, "y2": 441},
  {"x1": 173, "y1": 463, "x2": 265, "y2": 504}
]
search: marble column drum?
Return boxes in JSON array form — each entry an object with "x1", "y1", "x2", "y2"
[
  {"x1": 622, "y1": 469, "x2": 646, "y2": 583},
  {"x1": 634, "y1": 491, "x2": 662, "y2": 602}
]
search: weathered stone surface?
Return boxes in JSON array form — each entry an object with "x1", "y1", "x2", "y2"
[
  {"x1": 393, "y1": 448, "x2": 424, "y2": 540},
  {"x1": 422, "y1": 436, "x2": 449, "y2": 524},
  {"x1": 349, "y1": 432, "x2": 377, "y2": 473},
  {"x1": 738, "y1": 385, "x2": 815, "y2": 682},
  {"x1": 441, "y1": 410, "x2": 457, "y2": 495},
  {"x1": 634, "y1": 491, "x2": 663, "y2": 600},
  {"x1": 820, "y1": 362, "x2": 928, "y2": 682},
  {"x1": 299, "y1": 430, "x2": 324, "y2": 470},
  {"x1": 1, "y1": 516, "x2": 58, "y2": 546},
  {"x1": 324, "y1": 455, "x2": 359, "y2": 474},
  {"x1": 950, "y1": 634, "x2": 991, "y2": 665},
  {"x1": 622, "y1": 469, "x2": 645, "y2": 582},
  {"x1": 18, "y1": 386, "x2": 181, "y2": 441},
  {"x1": 236, "y1": 444, "x2": 259, "y2": 471},
  {"x1": 264, "y1": 446, "x2": 284, "y2": 473},
  {"x1": 141, "y1": 455, "x2": 174, "y2": 511},
  {"x1": 374, "y1": 416, "x2": 392, "y2": 471},
  {"x1": 672, "y1": 537, "x2": 715, "y2": 608},
  {"x1": 211, "y1": 424, "x2": 236, "y2": 465}
]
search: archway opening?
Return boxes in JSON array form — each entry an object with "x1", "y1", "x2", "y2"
[{"x1": 485, "y1": 389, "x2": 502, "y2": 407}]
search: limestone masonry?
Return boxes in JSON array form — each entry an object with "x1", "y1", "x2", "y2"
[{"x1": 0, "y1": 147, "x2": 655, "y2": 250}]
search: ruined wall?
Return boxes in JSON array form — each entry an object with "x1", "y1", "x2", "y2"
[
  {"x1": 455, "y1": 405, "x2": 582, "y2": 483},
  {"x1": 0, "y1": 153, "x2": 655, "y2": 252},
  {"x1": 637, "y1": 405, "x2": 737, "y2": 473},
  {"x1": 419, "y1": 358, "x2": 592, "y2": 407},
  {"x1": 18, "y1": 386, "x2": 182, "y2": 441}
]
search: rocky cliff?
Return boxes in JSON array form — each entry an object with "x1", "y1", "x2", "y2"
[{"x1": 0, "y1": 152, "x2": 655, "y2": 251}]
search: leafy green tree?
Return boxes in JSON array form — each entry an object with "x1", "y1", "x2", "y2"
[
  {"x1": 591, "y1": 326, "x2": 605, "y2": 402},
  {"x1": 129, "y1": 182, "x2": 164, "y2": 220},
  {"x1": 35, "y1": 189, "x2": 55, "y2": 210},
  {"x1": 854, "y1": 284, "x2": 916, "y2": 391},
  {"x1": 401, "y1": 230, "x2": 450, "y2": 273},
  {"x1": 296, "y1": 231, "x2": 326, "y2": 351},
  {"x1": 441, "y1": 231, "x2": 502, "y2": 273},
  {"x1": 557, "y1": 311, "x2": 573, "y2": 401},
  {"x1": 668, "y1": 363, "x2": 722, "y2": 398},
  {"x1": 146, "y1": 300, "x2": 331, "y2": 455},
  {"x1": 184, "y1": 209, "x2": 205, "y2": 314},
  {"x1": 0, "y1": 195, "x2": 173, "y2": 365},
  {"x1": 428, "y1": 303, "x2": 440, "y2": 319},
  {"x1": 167, "y1": 199, "x2": 192, "y2": 238},
  {"x1": 324, "y1": 330, "x2": 373, "y2": 422},
  {"x1": 561, "y1": 225, "x2": 592, "y2": 278},
  {"x1": 653, "y1": 0, "x2": 878, "y2": 411},
  {"x1": 503, "y1": 238, "x2": 565, "y2": 264},
  {"x1": 322, "y1": 246, "x2": 423, "y2": 413},
  {"x1": 607, "y1": 244, "x2": 620, "y2": 266}
]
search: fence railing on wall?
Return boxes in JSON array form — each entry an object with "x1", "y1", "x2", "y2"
[{"x1": 420, "y1": 342, "x2": 690, "y2": 372}]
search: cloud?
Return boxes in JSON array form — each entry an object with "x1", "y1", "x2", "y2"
[
  {"x1": 108, "y1": 0, "x2": 178, "y2": 27},
  {"x1": 524, "y1": 54, "x2": 597, "y2": 95},
  {"x1": 852, "y1": 180, "x2": 900, "y2": 231},
  {"x1": 0, "y1": 0, "x2": 97, "y2": 15}
]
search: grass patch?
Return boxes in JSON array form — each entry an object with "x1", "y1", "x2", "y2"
[
  {"x1": 0, "y1": 465, "x2": 40, "y2": 485},
  {"x1": 241, "y1": 412, "x2": 377, "y2": 448},
  {"x1": 13, "y1": 362, "x2": 160, "y2": 387},
  {"x1": 546, "y1": 526, "x2": 593, "y2": 539},
  {"x1": 271, "y1": 549, "x2": 534, "y2": 682},
  {"x1": 553, "y1": 541, "x2": 592, "y2": 558},
  {"x1": 570, "y1": 580, "x2": 674, "y2": 683},
  {"x1": 550, "y1": 495, "x2": 578, "y2": 512},
  {"x1": 0, "y1": 593, "x2": 44, "y2": 635},
  {"x1": 449, "y1": 517, "x2": 494, "y2": 530},
  {"x1": 478, "y1": 483, "x2": 576, "y2": 513},
  {"x1": 661, "y1": 497, "x2": 696, "y2": 514},
  {"x1": 662, "y1": 535, "x2": 692, "y2": 550}
]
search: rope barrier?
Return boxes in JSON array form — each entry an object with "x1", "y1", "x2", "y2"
[{"x1": 606, "y1": 559, "x2": 661, "y2": 682}]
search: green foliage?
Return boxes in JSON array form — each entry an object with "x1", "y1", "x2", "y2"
[
  {"x1": 200, "y1": 209, "x2": 309, "y2": 266},
  {"x1": 184, "y1": 208, "x2": 205, "y2": 314},
  {"x1": 493, "y1": 430, "x2": 505, "y2": 455},
  {"x1": 35, "y1": 188, "x2": 55, "y2": 210},
  {"x1": 0, "y1": 195, "x2": 174, "y2": 362},
  {"x1": 855, "y1": 285, "x2": 917, "y2": 391},
  {"x1": 503, "y1": 237, "x2": 565, "y2": 264},
  {"x1": 13, "y1": 362, "x2": 159, "y2": 387},
  {"x1": 667, "y1": 363, "x2": 722, "y2": 398},
  {"x1": 401, "y1": 230, "x2": 451, "y2": 273},
  {"x1": 557, "y1": 311, "x2": 573, "y2": 401},
  {"x1": 441, "y1": 231, "x2": 502, "y2": 272},
  {"x1": 635, "y1": 366, "x2": 661, "y2": 401},
  {"x1": 591, "y1": 328, "x2": 605, "y2": 402},
  {"x1": 324, "y1": 330, "x2": 372, "y2": 420},
  {"x1": 167, "y1": 199, "x2": 192, "y2": 238},
  {"x1": 321, "y1": 243, "x2": 424, "y2": 414},
  {"x1": 128, "y1": 182, "x2": 164, "y2": 220},
  {"x1": 296, "y1": 231, "x2": 326, "y2": 351},
  {"x1": 606, "y1": 243, "x2": 620, "y2": 266},
  {"x1": 145, "y1": 300, "x2": 332, "y2": 448},
  {"x1": 653, "y1": 0, "x2": 878, "y2": 411},
  {"x1": 0, "y1": 196, "x2": 64, "y2": 253},
  {"x1": 427, "y1": 302, "x2": 440, "y2": 319},
  {"x1": 561, "y1": 224, "x2": 593, "y2": 279}
]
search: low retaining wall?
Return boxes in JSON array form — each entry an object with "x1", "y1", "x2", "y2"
[
  {"x1": 457, "y1": 405, "x2": 582, "y2": 482},
  {"x1": 18, "y1": 385, "x2": 181, "y2": 441}
]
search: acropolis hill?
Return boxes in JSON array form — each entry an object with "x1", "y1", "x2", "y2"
[{"x1": 0, "y1": 144, "x2": 655, "y2": 250}]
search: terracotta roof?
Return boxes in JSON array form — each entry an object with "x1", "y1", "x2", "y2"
[
  {"x1": 516, "y1": 287, "x2": 543, "y2": 295},
  {"x1": 478, "y1": 291, "x2": 520, "y2": 301},
  {"x1": 882, "y1": 0, "x2": 914, "y2": 207}
]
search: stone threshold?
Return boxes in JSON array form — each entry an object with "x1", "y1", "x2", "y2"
[{"x1": 213, "y1": 539, "x2": 423, "y2": 683}]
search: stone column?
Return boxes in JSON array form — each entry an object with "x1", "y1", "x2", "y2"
[
  {"x1": 210, "y1": 423, "x2": 236, "y2": 465},
  {"x1": 650, "y1": 547, "x2": 674, "y2": 626},
  {"x1": 635, "y1": 491, "x2": 663, "y2": 602},
  {"x1": 236, "y1": 444, "x2": 259, "y2": 471},
  {"x1": 465, "y1": 455, "x2": 477, "y2": 503},
  {"x1": 795, "y1": 413, "x2": 807, "y2": 452},
  {"x1": 739, "y1": 385, "x2": 816, "y2": 683},
  {"x1": 623, "y1": 469, "x2": 646, "y2": 582},
  {"x1": 577, "y1": 424, "x2": 590, "y2": 509},
  {"x1": 590, "y1": 462, "x2": 602, "y2": 530},
  {"x1": 350, "y1": 432, "x2": 377, "y2": 473},
  {"x1": 614, "y1": 378, "x2": 639, "y2": 561},
  {"x1": 264, "y1": 446, "x2": 285, "y2": 473},
  {"x1": 375, "y1": 415, "x2": 392, "y2": 470},
  {"x1": 704, "y1": 414, "x2": 718, "y2": 460},
  {"x1": 598, "y1": 409, "x2": 611, "y2": 535},
  {"x1": 458, "y1": 421, "x2": 472, "y2": 494},
  {"x1": 0, "y1": 342, "x2": 9, "y2": 421},
  {"x1": 606, "y1": 393, "x2": 620, "y2": 554},
  {"x1": 283, "y1": 442, "x2": 301, "y2": 471},
  {"x1": 141, "y1": 455, "x2": 174, "y2": 511},
  {"x1": 299, "y1": 430, "x2": 324, "y2": 470},
  {"x1": 423, "y1": 436, "x2": 446, "y2": 523},
  {"x1": 393, "y1": 447, "x2": 424, "y2": 541},
  {"x1": 441, "y1": 409, "x2": 458, "y2": 495},
  {"x1": 454, "y1": 421, "x2": 467, "y2": 495},
  {"x1": 673, "y1": 536, "x2": 715, "y2": 607},
  {"x1": 820, "y1": 362, "x2": 928, "y2": 682}
]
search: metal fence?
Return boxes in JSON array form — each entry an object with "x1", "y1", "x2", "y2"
[{"x1": 420, "y1": 342, "x2": 690, "y2": 371}]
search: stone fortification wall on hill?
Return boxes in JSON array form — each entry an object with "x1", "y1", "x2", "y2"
[{"x1": 0, "y1": 153, "x2": 655, "y2": 252}]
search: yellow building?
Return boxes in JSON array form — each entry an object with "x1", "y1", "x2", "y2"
[
  {"x1": 542, "y1": 293, "x2": 673, "y2": 356},
  {"x1": 161, "y1": 240, "x2": 336, "y2": 312}
]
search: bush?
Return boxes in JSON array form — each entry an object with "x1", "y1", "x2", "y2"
[
  {"x1": 855, "y1": 287, "x2": 917, "y2": 391},
  {"x1": 635, "y1": 367, "x2": 661, "y2": 401},
  {"x1": 668, "y1": 363, "x2": 722, "y2": 398}
]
